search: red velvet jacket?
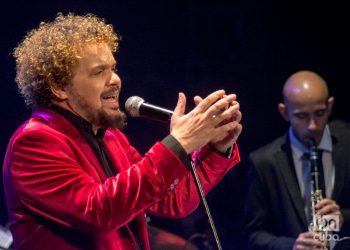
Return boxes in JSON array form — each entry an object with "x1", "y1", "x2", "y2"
[{"x1": 3, "y1": 108, "x2": 240, "y2": 250}]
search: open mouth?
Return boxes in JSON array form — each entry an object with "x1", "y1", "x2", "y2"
[
  {"x1": 102, "y1": 94, "x2": 119, "y2": 109},
  {"x1": 102, "y1": 95, "x2": 118, "y2": 101}
]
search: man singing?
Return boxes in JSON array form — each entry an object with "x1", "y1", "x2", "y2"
[{"x1": 3, "y1": 13, "x2": 242, "y2": 250}]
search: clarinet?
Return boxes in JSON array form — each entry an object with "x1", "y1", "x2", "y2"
[{"x1": 307, "y1": 139, "x2": 330, "y2": 249}]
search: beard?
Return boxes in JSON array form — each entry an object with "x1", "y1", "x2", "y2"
[
  {"x1": 69, "y1": 89, "x2": 127, "y2": 130},
  {"x1": 90, "y1": 106, "x2": 127, "y2": 130}
]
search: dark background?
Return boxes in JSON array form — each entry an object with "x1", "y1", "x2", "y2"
[{"x1": 1, "y1": 0, "x2": 349, "y2": 249}]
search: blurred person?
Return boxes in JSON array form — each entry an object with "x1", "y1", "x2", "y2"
[
  {"x1": 243, "y1": 70, "x2": 350, "y2": 249},
  {"x1": 2, "y1": 13, "x2": 242, "y2": 250}
]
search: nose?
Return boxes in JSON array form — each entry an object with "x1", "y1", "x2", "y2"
[
  {"x1": 110, "y1": 71, "x2": 121, "y2": 89},
  {"x1": 307, "y1": 117, "x2": 317, "y2": 131}
]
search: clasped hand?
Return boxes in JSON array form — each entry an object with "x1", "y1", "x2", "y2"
[{"x1": 170, "y1": 90, "x2": 242, "y2": 154}]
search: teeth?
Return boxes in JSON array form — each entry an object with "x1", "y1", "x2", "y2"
[{"x1": 103, "y1": 95, "x2": 116, "y2": 99}]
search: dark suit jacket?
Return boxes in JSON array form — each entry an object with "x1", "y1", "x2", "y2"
[{"x1": 243, "y1": 120, "x2": 350, "y2": 250}]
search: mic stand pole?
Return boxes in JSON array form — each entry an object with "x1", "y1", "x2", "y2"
[{"x1": 190, "y1": 160, "x2": 222, "y2": 250}]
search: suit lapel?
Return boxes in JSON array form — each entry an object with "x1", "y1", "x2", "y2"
[
  {"x1": 275, "y1": 138, "x2": 308, "y2": 228},
  {"x1": 33, "y1": 108, "x2": 108, "y2": 181},
  {"x1": 72, "y1": 136, "x2": 108, "y2": 180}
]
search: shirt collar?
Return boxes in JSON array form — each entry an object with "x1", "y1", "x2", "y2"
[
  {"x1": 289, "y1": 125, "x2": 332, "y2": 160},
  {"x1": 50, "y1": 105, "x2": 106, "y2": 138},
  {"x1": 318, "y1": 126, "x2": 333, "y2": 153}
]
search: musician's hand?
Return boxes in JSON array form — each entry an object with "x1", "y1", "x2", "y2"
[
  {"x1": 293, "y1": 232, "x2": 326, "y2": 250},
  {"x1": 193, "y1": 94, "x2": 242, "y2": 153},
  {"x1": 316, "y1": 198, "x2": 344, "y2": 228},
  {"x1": 170, "y1": 91, "x2": 238, "y2": 154}
]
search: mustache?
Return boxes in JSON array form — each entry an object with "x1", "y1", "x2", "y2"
[{"x1": 101, "y1": 86, "x2": 120, "y2": 97}]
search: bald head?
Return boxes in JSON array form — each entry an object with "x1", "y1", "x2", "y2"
[
  {"x1": 278, "y1": 70, "x2": 334, "y2": 145},
  {"x1": 283, "y1": 70, "x2": 329, "y2": 104}
]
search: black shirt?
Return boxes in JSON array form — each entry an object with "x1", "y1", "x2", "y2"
[{"x1": 50, "y1": 105, "x2": 117, "y2": 177}]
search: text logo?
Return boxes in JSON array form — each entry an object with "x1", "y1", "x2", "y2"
[{"x1": 316, "y1": 214, "x2": 340, "y2": 232}]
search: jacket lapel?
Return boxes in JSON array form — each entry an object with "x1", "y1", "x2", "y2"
[
  {"x1": 276, "y1": 137, "x2": 308, "y2": 228},
  {"x1": 32, "y1": 108, "x2": 108, "y2": 181}
]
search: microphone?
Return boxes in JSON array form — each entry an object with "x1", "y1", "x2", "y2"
[{"x1": 125, "y1": 96, "x2": 173, "y2": 122}]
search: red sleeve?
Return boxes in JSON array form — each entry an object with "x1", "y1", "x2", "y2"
[
  {"x1": 7, "y1": 123, "x2": 190, "y2": 232},
  {"x1": 146, "y1": 144, "x2": 240, "y2": 217}
]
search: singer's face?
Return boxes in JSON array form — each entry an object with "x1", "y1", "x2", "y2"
[{"x1": 60, "y1": 43, "x2": 126, "y2": 130}]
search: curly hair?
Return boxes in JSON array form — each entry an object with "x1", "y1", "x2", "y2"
[{"x1": 13, "y1": 12, "x2": 119, "y2": 108}]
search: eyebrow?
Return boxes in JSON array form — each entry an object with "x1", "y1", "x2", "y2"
[
  {"x1": 293, "y1": 107, "x2": 327, "y2": 115},
  {"x1": 90, "y1": 62, "x2": 116, "y2": 71}
]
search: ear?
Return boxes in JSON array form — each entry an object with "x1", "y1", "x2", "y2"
[
  {"x1": 50, "y1": 82, "x2": 68, "y2": 100},
  {"x1": 278, "y1": 103, "x2": 289, "y2": 122},
  {"x1": 327, "y1": 96, "x2": 334, "y2": 114}
]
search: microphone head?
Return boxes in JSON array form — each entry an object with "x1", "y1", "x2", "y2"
[{"x1": 125, "y1": 96, "x2": 145, "y2": 117}]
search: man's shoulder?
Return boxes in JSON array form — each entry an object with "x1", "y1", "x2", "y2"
[
  {"x1": 329, "y1": 119, "x2": 350, "y2": 132},
  {"x1": 249, "y1": 134, "x2": 287, "y2": 165},
  {"x1": 251, "y1": 135, "x2": 286, "y2": 155},
  {"x1": 329, "y1": 119, "x2": 350, "y2": 140}
]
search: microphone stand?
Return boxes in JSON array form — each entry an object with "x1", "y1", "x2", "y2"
[
  {"x1": 190, "y1": 159, "x2": 222, "y2": 250},
  {"x1": 125, "y1": 98, "x2": 222, "y2": 249}
]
